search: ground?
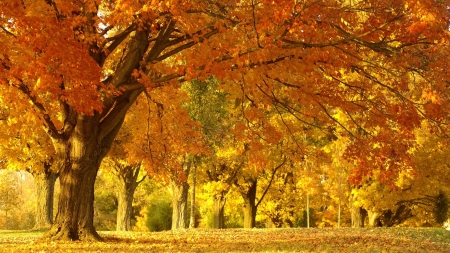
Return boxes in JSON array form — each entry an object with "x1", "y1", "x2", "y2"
[{"x1": 1, "y1": 228, "x2": 449, "y2": 252}]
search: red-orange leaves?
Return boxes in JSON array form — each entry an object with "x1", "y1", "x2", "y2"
[
  {"x1": 408, "y1": 21, "x2": 428, "y2": 36},
  {"x1": 424, "y1": 103, "x2": 447, "y2": 122}
]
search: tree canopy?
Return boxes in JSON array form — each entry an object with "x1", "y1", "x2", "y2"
[{"x1": 1, "y1": 0, "x2": 450, "y2": 240}]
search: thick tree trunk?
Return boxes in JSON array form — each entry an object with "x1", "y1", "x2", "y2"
[
  {"x1": 43, "y1": 115, "x2": 122, "y2": 241},
  {"x1": 116, "y1": 165, "x2": 142, "y2": 231},
  {"x1": 116, "y1": 184, "x2": 135, "y2": 231},
  {"x1": 44, "y1": 160, "x2": 101, "y2": 240},
  {"x1": 213, "y1": 194, "x2": 226, "y2": 229},
  {"x1": 242, "y1": 180, "x2": 257, "y2": 228},
  {"x1": 367, "y1": 209, "x2": 382, "y2": 227},
  {"x1": 36, "y1": 25, "x2": 145, "y2": 241},
  {"x1": 171, "y1": 181, "x2": 189, "y2": 230},
  {"x1": 171, "y1": 156, "x2": 192, "y2": 230},
  {"x1": 33, "y1": 168, "x2": 58, "y2": 230},
  {"x1": 350, "y1": 206, "x2": 367, "y2": 228},
  {"x1": 349, "y1": 192, "x2": 367, "y2": 228}
]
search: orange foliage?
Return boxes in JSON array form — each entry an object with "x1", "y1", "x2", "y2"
[{"x1": 1, "y1": 0, "x2": 449, "y2": 187}]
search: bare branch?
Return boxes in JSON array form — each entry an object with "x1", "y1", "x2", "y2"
[
  {"x1": 99, "y1": 88, "x2": 143, "y2": 140},
  {"x1": 102, "y1": 24, "x2": 138, "y2": 54}
]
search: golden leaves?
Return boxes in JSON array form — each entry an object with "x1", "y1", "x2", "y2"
[{"x1": 3, "y1": 228, "x2": 450, "y2": 252}]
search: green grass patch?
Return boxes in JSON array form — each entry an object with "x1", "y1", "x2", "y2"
[{"x1": 0, "y1": 228, "x2": 449, "y2": 252}]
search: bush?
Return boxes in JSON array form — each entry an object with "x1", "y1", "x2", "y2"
[
  {"x1": 94, "y1": 191, "x2": 117, "y2": 231},
  {"x1": 294, "y1": 209, "x2": 317, "y2": 228},
  {"x1": 435, "y1": 191, "x2": 448, "y2": 224},
  {"x1": 145, "y1": 191, "x2": 172, "y2": 232}
]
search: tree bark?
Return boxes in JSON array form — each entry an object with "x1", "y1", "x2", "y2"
[
  {"x1": 171, "y1": 181, "x2": 189, "y2": 230},
  {"x1": 349, "y1": 192, "x2": 367, "y2": 228},
  {"x1": 33, "y1": 167, "x2": 58, "y2": 230},
  {"x1": 350, "y1": 206, "x2": 367, "y2": 228},
  {"x1": 171, "y1": 156, "x2": 192, "y2": 230},
  {"x1": 239, "y1": 161, "x2": 284, "y2": 229},
  {"x1": 350, "y1": 200, "x2": 367, "y2": 228},
  {"x1": 44, "y1": 158, "x2": 101, "y2": 240},
  {"x1": 213, "y1": 194, "x2": 226, "y2": 229},
  {"x1": 116, "y1": 164, "x2": 143, "y2": 231},
  {"x1": 43, "y1": 115, "x2": 123, "y2": 241},
  {"x1": 242, "y1": 180, "x2": 257, "y2": 228},
  {"x1": 367, "y1": 209, "x2": 382, "y2": 227}
]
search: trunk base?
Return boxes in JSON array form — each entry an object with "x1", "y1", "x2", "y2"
[{"x1": 43, "y1": 224, "x2": 102, "y2": 241}]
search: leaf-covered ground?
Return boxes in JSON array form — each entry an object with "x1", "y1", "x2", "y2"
[{"x1": 1, "y1": 228, "x2": 449, "y2": 252}]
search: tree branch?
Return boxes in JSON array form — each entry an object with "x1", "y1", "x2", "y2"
[
  {"x1": 111, "y1": 29, "x2": 150, "y2": 87},
  {"x1": 317, "y1": 101, "x2": 357, "y2": 139},
  {"x1": 102, "y1": 24, "x2": 138, "y2": 55},
  {"x1": 99, "y1": 88, "x2": 143, "y2": 141},
  {"x1": 154, "y1": 28, "x2": 219, "y2": 62},
  {"x1": 12, "y1": 82, "x2": 61, "y2": 140},
  {"x1": 0, "y1": 26, "x2": 17, "y2": 38},
  {"x1": 143, "y1": 18, "x2": 177, "y2": 65},
  {"x1": 253, "y1": 80, "x2": 322, "y2": 130},
  {"x1": 256, "y1": 158, "x2": 286, "y2": 208}
]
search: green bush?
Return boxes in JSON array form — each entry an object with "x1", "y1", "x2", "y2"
[
  {"x1": 225, "y1": 213, "x2": 244, "y2": 228},
  {"x1": 94, "y1": 191, "x2": 117, "y2": 231},
  {"x1": 146, "y1": 193, "x2": 172, "y2": 232},
  {"x1": 294, "y1": 209, "x2": 317, "y2": 228}
]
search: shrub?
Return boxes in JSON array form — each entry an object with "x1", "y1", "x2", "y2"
[
  {"x1": 146, "y1": 197, "x2": 172, "y2": 231},
  {"x1": 434, "y1": 191, "x2": 448, "y2": 225}
]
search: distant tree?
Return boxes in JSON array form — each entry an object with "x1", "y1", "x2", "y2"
[
  {"x1": 102, "y1": 122, "x2": 146, "y2": 231},
  {"x1": 0, "y1": 170, "x2": 20, "y2": 229}
]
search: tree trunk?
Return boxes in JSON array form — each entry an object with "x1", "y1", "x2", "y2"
[
  {"x1": 44, "y1": 160, "x2": 101, "y2": 240},
  {"x1": 171, "y1": 181, "x2": 189, "y2": 230},
  {"x1": 34, "y1": 26, "x2": 144, "y2": 241},
  {"x1": 351, "y1": 205, "x2": 367, "y2": 228},
  {"x1": 242, "y1": 180, "x2": 257, "y2": 228},
  {"x1": 367, "y1": 209, "x2": 382, "y2": 227},
  {"x1": 116, "y1": 165, "x2": 142, "y2": 231},
  {"x1": 213, "y1": 194, "x2": 226, "y2": 229},
  {"x1": 33, "y1": 168, "x2": 58, "y2": 230},
  {"x1": 43, "y1": 116, "x2": 122, "y2": 241},
  {"x1": 189, "y1": 163, "x2": 196, "y2": 229},
  {"x1": 349, "y1": 193, "x2": 367, "y2": 228},
  {"x1": 171, "y1": 156, "x2": 192, "y2": 230}
]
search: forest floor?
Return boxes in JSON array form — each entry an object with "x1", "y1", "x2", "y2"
[{"x1": 0, "y1": 227, "x2": 449, "y2": 252}]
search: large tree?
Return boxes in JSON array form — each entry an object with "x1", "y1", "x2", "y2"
[{"x1": 1, "y1": 0, "x2": 449, "y2": 240}]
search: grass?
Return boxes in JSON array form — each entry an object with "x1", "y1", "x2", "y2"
[{"x1": 1, "y1": 228, "x2": 450, "y2": 252}]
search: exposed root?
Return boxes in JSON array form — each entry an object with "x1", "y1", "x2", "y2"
[{"x1": 42, "y1": 224, "x2": 102, "y2": 241}]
